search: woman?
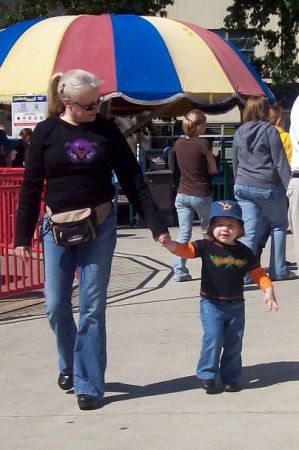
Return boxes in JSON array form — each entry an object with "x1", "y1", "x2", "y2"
[
  {"x1": 256, "y1": 104, "x2": 293, "y2": 264},
  {"x1": 233, "y1": 96, "x2": 293, "y2": 281},
  {"x1": 268, "y1": 105, "x2": 292, "y2": 164},
  {"x1": 171, "y1": 109, "x2": 217, "y2": 282},
  {"x1": 14, "y1": 69, "x2": 169, "y2": 410}
]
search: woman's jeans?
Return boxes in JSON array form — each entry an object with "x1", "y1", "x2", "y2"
[
  {"x1": 173, "y1": 193, "x2": 212, "y2": 280},
  {"x1": 42, "y1": 207, "x2": 117, "y2": 398},
  {"x1": 234, "y1": 183, "x2": 289, "y2": 280},
  {"x1": 197, "y1": 298, "x2": 245, "y2": 383}
]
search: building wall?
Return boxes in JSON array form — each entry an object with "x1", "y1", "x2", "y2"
[
  {"x1": 167, "y1": 0, "x2": 241, "y2": 123},
  {"x1": 166, "y1": 0, "x2": 233, "y2": 29},
  {"x1": 166, "y1": 1, "x2": 296, "y2": 61}
]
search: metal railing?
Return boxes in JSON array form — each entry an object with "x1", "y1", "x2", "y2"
[{"x1": 0, "y1": 169, "x2": 44, "y2": 299}]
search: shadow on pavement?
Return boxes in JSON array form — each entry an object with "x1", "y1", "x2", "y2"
[
  {"x1": 103, "y1": 361, "x2": 299, "y2": 403},
  {"x1": 105, "y1": 375, "x2": 199, "y2": 403},
  {"x1": 242, "y1": 361, "x2": 299, "y2": 388},
  {"x1": 0, "y1": 253, "x2": 173, "y2": 323}
]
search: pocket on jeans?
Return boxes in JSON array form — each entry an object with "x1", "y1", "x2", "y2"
[
  {"x1": 234, "y1": 188, "x2": 243, "y2": 199},
  {"x1": 200, "y1": 298, "x2": 216, "y2": 314},
  {"x1": 255, "y1": 189, "x2": 272, "y2": 200},
  {"x1": 287, "y1": 187, "x2": 294, "y2": 199}
]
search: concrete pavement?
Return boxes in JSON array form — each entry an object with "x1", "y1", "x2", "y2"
[{"x1": 1, "y1": 225, "x2": 299, "y2": 450}]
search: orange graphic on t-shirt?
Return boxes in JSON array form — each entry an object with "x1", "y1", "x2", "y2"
[{"x1": 209, "y1": 254, "x2": 247, "y2": 269}]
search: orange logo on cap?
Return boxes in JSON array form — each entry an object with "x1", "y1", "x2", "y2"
[{"x1": 219, "y1": 202, "x2": 232, "y2": 211}]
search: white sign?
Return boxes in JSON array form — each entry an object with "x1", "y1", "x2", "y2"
[{"x1": 11, "y1": 95, "x2": 48, "y2": 138}]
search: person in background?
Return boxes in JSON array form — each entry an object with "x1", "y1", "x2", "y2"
[
  {"x1": 0, "y1": 124, "x2": 17, "y2": 167},
  {"x1": 159, "y1": 200, "x2": 278, "y2": 393},
  {"x1": 287, "y1": 96, "x2": 299, "y2": 270},
  {"x1": 170, "y1": 109, "x2": 217, "y2": 282},
  {"x1": 233, "y1": 96, "x2": 294, "y2": 281},
  {"x1": 256, "y1": 104, "x2": 293, "y2": 265},
  {"x1": 13, "y1": 128, "x2": 33, "y2": 167},
  {"x1": 0, "y1": 125, "x2": 10, "y2": 166},
  {"x1": 14, "y1": 69, "x2": 169, "y2": 411},
  {"x1": 268, "y1": 105, "x2": 292, "y2": 164}
]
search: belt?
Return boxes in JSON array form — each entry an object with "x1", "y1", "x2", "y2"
[{"x1": 292, "y1": 172, "x2": 299, "y2": 178}]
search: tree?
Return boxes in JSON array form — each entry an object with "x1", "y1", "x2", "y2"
[
  {"x1": 224, "y1": 0, "x2": 299, "y2": 96},
  {"x1": 0, "y1": 0, "x2": 174, "y2": 26}
]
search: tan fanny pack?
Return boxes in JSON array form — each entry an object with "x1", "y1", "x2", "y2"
[{"x1": 46, "y1": 202, "x2": 112, "y2": 247}]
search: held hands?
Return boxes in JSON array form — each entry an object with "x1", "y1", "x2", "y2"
[
  {"x1": 158, "y1": 234, "x2": 177, "y2": 253},
  {"x1": 14, "y1": 246, "x2": 32, "y2": 263},
  {"x1": 264, "y1": 287, "x2": 279, "y2": 312}
]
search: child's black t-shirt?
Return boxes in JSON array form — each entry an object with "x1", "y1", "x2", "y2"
[{"x1": 192, "y1": 239, "x2": 258, "y2": 301}]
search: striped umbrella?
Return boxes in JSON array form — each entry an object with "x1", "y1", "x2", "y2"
[{"x1": 0, "y1": 14, "x2": 274, "y2": 115}]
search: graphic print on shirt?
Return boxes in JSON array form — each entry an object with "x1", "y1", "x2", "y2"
[
  {"x1": 65, "y1": 139, "x2": 97, "y2": 163},
  {"x1": 209, "y1": 254, "x2": 247, "y2": 269}
]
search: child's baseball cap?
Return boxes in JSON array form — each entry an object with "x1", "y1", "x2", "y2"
[{"x1": 208, "y1": 200, "x2": 243, "y2": 227}]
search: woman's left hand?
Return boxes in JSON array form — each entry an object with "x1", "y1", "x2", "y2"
[{"x1": 155, "y1": 233, "x2": 170, "y2": 243}]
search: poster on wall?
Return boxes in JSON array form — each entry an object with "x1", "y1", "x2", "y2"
[{"x1": 11, "y1": 95, "x2": 48, "y2": 138}]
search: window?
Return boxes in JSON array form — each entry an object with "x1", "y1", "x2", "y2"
[{"x1": 211, "y1": 29, "x2": 255, "y2": 62}]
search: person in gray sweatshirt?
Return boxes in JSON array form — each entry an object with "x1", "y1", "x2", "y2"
[{"x1": 232, "y1": 96, "x2": 294, "y2": 281}]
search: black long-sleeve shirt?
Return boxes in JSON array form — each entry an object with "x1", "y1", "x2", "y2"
[{"x1": 15, "y1": 114, "x2": 168, "y2": 246}]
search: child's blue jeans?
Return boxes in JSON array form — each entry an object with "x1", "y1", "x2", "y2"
[{"x1": 196, "y1": 297, "x2": 245, "y2": 383}]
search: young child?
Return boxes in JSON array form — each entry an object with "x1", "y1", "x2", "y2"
[{"x1": 159, "y1": 200, "x2": 278, "y2": 393}]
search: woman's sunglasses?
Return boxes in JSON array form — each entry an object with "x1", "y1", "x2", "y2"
[{"x1": 72, "y1": 97, "x2": 102, "y2": 111}]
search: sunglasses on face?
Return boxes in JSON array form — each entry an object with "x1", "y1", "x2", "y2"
[{"x1": 72, "y1": 97, "x2": 102, "y2": 111}]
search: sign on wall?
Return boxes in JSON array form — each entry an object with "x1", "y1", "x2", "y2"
[{"x1": 11, "y1": 95, "x2": 47, "y2": 138}]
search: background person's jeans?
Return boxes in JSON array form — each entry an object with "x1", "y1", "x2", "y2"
[
  {"x1": 287, "y1": 177, "x2": 299, "y2": 269},
  {"x1": 196, "y1": 298, "x2": 245, "y2": 383},
  {"x1": 234, "y1": 183, "x2": 289, "y2": 280},
  {"x1": 173, "y1": 193, "x2": 212, "y2": 280},
  {"x1": 42, "y1": 207, "x2": 117, "y2": 398}
]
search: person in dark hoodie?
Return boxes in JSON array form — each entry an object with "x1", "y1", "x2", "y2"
[{"x1": 233, "y1": 96, "x2": 294, "y2": 281}]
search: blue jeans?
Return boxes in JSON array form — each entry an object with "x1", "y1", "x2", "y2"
[
  {"x1": 197, "y1": 298, "x2": 245, "y2": 383},
  {"x1": 173, "y1": 193, "x2": 212, "y2": 279},
  {"x1": 42, "y1": 207, "x2": 117, "y2": 398},
  {"x1": 234, "y1": 184, "x2": 289, "y2": 280}
]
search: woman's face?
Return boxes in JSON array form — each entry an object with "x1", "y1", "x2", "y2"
[{"x1": 66, "y1": 86, "x2": 101, "y2": 123}]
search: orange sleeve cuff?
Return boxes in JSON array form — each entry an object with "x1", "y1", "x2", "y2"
[
  {"x1": 248, "y1": 266, "x2": 272, "y2": 290},
  {"x1": 175, "y1": 242, "x2": 197, "y2": 258}
]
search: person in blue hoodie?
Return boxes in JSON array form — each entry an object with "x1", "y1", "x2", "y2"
[{"x1": 232, "y1": 96, "x2": 294, "y2": 281}]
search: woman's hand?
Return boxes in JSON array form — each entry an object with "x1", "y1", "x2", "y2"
[
  {"x1": 14, "y1": 246, "x2": 32, "y2": 263},
  {"x1": 158, "y1": 234, "x2": 177, "y2": 253}
]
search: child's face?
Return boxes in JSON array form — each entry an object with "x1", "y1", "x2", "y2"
[{"x1": 212, "y1": 217, "x2": 242, "y2": 245}]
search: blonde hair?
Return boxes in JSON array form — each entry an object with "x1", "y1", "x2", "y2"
[
  {"x1": 182, "y1": 109, "x2": 206, "y2": 137},
  {"x1": 47, "y1": 69, "x2": 101, "y2": 116},
  {"x1": 268, "y1": 104, "x2": 283, "y2": 127},
  {"x1": 242, "y1": 96, "x2": 269, "y2": 123}
]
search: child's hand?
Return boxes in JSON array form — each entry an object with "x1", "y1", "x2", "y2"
[
  {"x1": 158, "y1": 234, "x2": 177, "y2": 253},
  {"x1": 264, "y1": 287, "x2": 279, "y2": 312}
]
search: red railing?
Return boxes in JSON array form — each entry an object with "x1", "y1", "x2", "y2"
[{"x1": 0, "y1": 168, "x2": 44, "y2": 299}]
